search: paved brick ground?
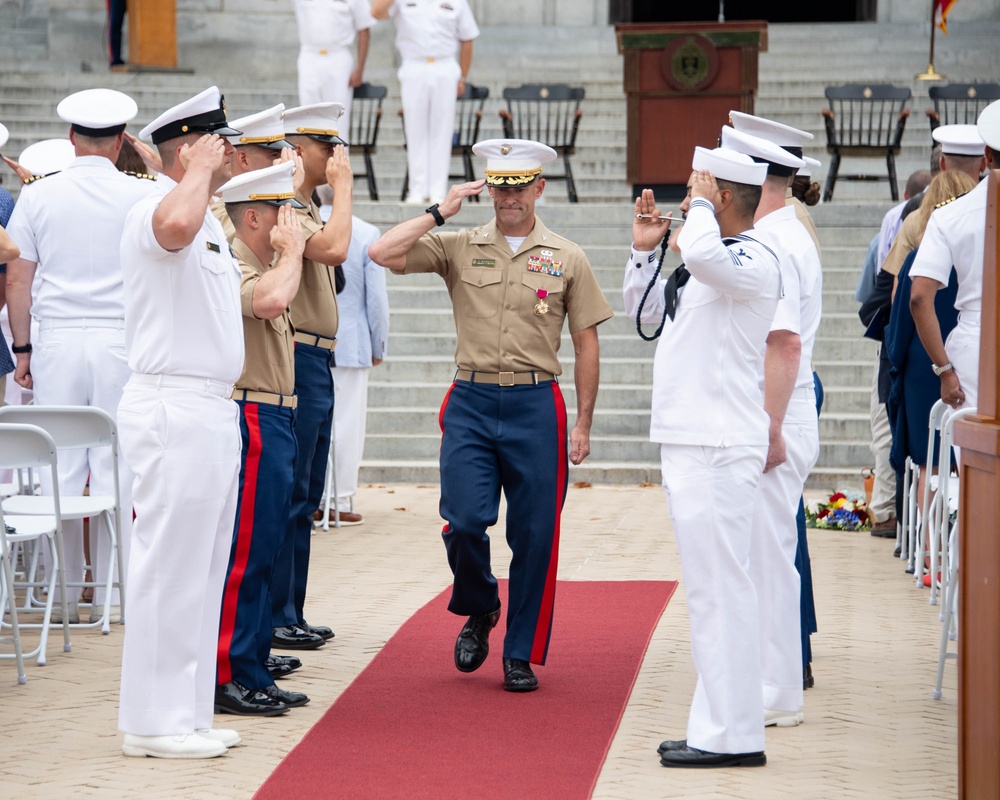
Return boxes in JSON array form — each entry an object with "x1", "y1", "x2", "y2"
[{"x1": 0, "y1": 484, "x2": 956, "y2": 799}]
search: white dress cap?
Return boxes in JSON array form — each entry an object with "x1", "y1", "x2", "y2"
[
  {"x1": 471, "y1": 138, "x2": 558, "y2": 187},
  {"x1": 798, "y1": 155, "x2": 821, "y2": 178},
  {"x1": 227, "y1": 104, "x2": 293, "y2": 151},
  {"x1": 691, "y1": 146, "x2": 767, "y2": 186},
  {"x1": 0, "y1": 122, "x2": 8, "y2": 151},
  {"x1": 719, "y1": 126, "x2": 805, "y2": 171},
  {"x1": 18, "y1": 138, "x2": 75, "y2": 178},
  {"x1": 729, "y1": 110, "x2": 814, "y2": 149},
  {"x1": 218, "y1": 160, "x2": 304, "y2": 207},
  {"x1": 933, "y1": 123, "x2": 986, "y2": 156},
  {"x1": 283, "y1": 103, "x2": 347, "y2": 144},
  {"x1": 139, "y1": 86, "x2": 241, "y2": 145},
  {"x1": 56, "y1": 88, "x2": 138, "y2": 135},
  {"x1": 978, "y1": 98, "x2": 1000, "y2": 150}
]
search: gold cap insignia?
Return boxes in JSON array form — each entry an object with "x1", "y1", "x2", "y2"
[{"x1": 500, "y1": 144, "x2": 512, "y2": 156}]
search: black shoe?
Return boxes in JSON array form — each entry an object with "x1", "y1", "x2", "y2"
[
  {"x1": 215, "y1": 680, "x2": 288, "y2": 716},
  {"x1": 502, "y1": 658, "x2": 539, "y2": 692},
  {"x1": 454, "y1": 605, "x2": 501, "y2": 673},
  {"x1": 262, "y1": 684, "x2": 310, "y2": 708},
  {"x1": 656, "y1": 739, "x2": 687, "y2": 756},
  {"x1": 266, "y1": 654, "x2": 302, "y2": 679},
  {"x1": 803, "y1": 662, "x2": 814, "y2": 690},
  {"x1": 893, "y1": 544, "x2": 902, "y2": 558},
  {"x1": 272, "y1": 624, "x2": 325, "y2": 650},
  {"x1": 659, "y1": 746, "x2": 766, "y2": 768},
  {"x1": 301, "y1": 620, "x2": 334, "y2": 641}
]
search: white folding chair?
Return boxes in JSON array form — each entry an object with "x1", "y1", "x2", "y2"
[
  {"x1": 900, "y1": 456, "x2": 916, "y2": 562},
  {"x1": 933, "y1": 508, "x2": 961, "y2": 700},
  {"x1": 0, "y1": 406, "x2": 126, "y2": 633},
  {"x1": 0, "y1": 423, "x2": 73, "y2": 682},
  {"x1": 320, "y1": 405, "x2": 341, "y2": 531},
  {"x1": 914, "y1": 401, "x2": 948, "y2": 589}
]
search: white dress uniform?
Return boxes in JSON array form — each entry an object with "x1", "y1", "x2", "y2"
[
  {"x1": 5, "y1": 154, "x2": 160, "y2": 608},
  {"x1": 386, "y1": 0, "x2": 480, "y2": 203},
  {"x1": 624, "y1": 183, "x2": 781, "y2": 755},
  {"x1": 748, "y1": 204, "x2": 822, "y2": 715},
  {"x1": 294, "y1": 0, "x2": 375, "y2": 139},
  {"x1": 330, "y1": 215, "x2": 389, "y2": 512},
  {"x1": 117, "y1": 171, "x2": 245, "y2": 737}
]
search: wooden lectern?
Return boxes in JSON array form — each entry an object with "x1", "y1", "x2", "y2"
[
  {"x1": 127, "y1": 0, "x2": 177, "y2": 70},
  {"x1": 615, "y1": 22, "x2": 768, "y2": 200},
  {"x1": 952, "y1": 169, "x2": 1000, "y2": 798}
]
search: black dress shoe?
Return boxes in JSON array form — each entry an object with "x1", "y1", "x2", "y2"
[
  {"x1": 301, "y1": 620, "x2": 334, "y2": 641},
  {"x1": 659, "y1": 746, "x2": 766, "y2": 768},
  {"x1": 656, "y1": 739, "x2": 687, "y2": 755},
  {"x1": 215, "y1": 680, "x2": 288, "y2": 716},
  {"x1": 266, "y1": 654, "x2": 302, "y2": 679},
  {"x1": 502, "y1": 658, "x2": 539, "y2": 692},
  {"x1": 272, "y1": 624, "x2": 325, "y2": 650},
  {"x1": 803, "y1": 662, "x2": 814, "y2": 690},
  {"x1": 454, "y1": 605, "x2": 501, "y2": 673},
  {"x1": 262, "y1": 684, "x2": 310, "y2": 708}
]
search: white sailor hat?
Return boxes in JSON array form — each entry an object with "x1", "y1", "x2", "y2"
[
  {"x1": 218, "y1": 160, "x2": 305, "y2": 208},
  {"x1": 57, "y1": 88, "x2": 137, "y2": 137},
  {"x1": 978, "y1": 99, "x2": 1000, "y2": 150},
  {"x1": 933, "y1": 123, "x2": 985, "y2": 157},
  {"x1": 798, "y1": 156, "x2": 821, "y2": 178},
  {"x1": 729, "y1": 110, "x2": 814, "y2": 154},
  {"x1": 0, "y1": 122, "x2": 8, "y2": 151},
  {"x1": 139, "y1": 86, "x2": 241, "y2": 146},
  {"x1": 283, "y1": 103, "x2": 347, "y2": 145},
  {"x1": 472, "y1": 138, "x2": 558, "y2": 187},
  {"x1": 19, "y1": 138, "x2": 76, "y2": 179},
  {"x1": 691, "y1": 146, "x2": 767, "y2": 186},
  {"x1": 227, "y1": 104, "x2": 293, "y2": 151},
  {"x1": 719, "y1": 126, "x2": 805, "y2": 176}
]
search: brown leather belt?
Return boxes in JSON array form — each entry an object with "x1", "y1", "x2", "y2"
[
  {"x1": 454, "y1": 369, "x2": 556, "y2": 386},
  {"x1": 233, "y1": 389, "x2": 298, "y2": 409},
  {"x1": 293, "y1": 331, "x2": 338, "y2": 351}
]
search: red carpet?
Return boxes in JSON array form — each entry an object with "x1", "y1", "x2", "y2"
[{"x1": 254, "y1": 580, "x2": 676, "y2": 800}]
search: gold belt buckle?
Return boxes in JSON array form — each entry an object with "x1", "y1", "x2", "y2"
[
  {"x1": 426, "y1": 56, "x2": 436, "y2": 63},
  {"x1": 319, "y1": 49, "x2": 328, "y2": 55},
  {"x1": 499, "y1": 372, "x2": 514, "y2": 386}
]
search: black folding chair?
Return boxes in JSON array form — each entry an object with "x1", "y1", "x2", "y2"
[
  {"x1": 927, "y1": 82, "x2": 1000, "y2": 135},
  {"x1": 499, "y1": 84, "x2": 584, "y2": 203},
  {"x1": 821, "y1": 83, "x2": 911, "y2": 202},
  {"x1": 399, "y1": 83, "x2": 489, "y2": 202},
  {"x1": 349, "y1": 83, "x2": 387, "y2": 201}
]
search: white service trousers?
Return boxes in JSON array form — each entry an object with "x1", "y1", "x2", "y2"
[
  {"x1": 398, "y1": 57, "x2": 460, "y2": 203},
  {"x1": 33, "y1": 321, "x2": 133, "y2": 605},
  {"x1": 749, "y1": 392, "x2": 819, "y2": 713},
  {"x1": 117, "y1": 382, "x2": 240, "y2": 736},
  {"x1": 297, "y1": 47, "x2": 355, "y2": 141},
  {"x1": 944, "y1": 321, "x2": 980, "y2": 466},
  {"x1": 331, "y1": 365, "x2": 370, "y2": 510},
  {"x1": 869, "y1": 350, "x2": 895, "y2": 522},
  {"x1": 660, "y1": 442, "x2": 767, "y2": 755}
]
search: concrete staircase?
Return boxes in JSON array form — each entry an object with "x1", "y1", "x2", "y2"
[{"x1": 0, "y1": 16, "x2": 997, "y2": 489}]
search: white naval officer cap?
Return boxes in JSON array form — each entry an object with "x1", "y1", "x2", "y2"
[
  {"x1": 139, "y1": 86, "x2": 241, "y2": 146},
  {"x1": 283, "y1": 103, "x2": 347, "y2": 145},
  {"x1": 729, "y1": 110, "x2": 814, "y2": 154},
  {"x1": 57, "y1": 88, "x2": 137, "y2": 137},
  {"x1": 932, "y1": 123, "x2": 985, "y2": 157},
  {"x1": 218, "y1": 160, "x2": 305, "y2": 208},
  {"x1": 0, "y1": 122, "x2": 8, "y2": 151},
  {"x1": 978, "y1": 99, "x2": 1000, "y2": 150},
  {"x1": 19, "y1": 138, "x2": 76, "y2": 179},
  {"x1": 472, "y1": 138, "x2": 558, "y2": 187},
  {"x1": 227, "y1": 104, "x2": 294, "y2": 151},
  {"x1": 798, "y1": 156, "x2": 822, "y2": 178},
  {"x1": 719, "y1": 126, "x2": 805, "y2": 177},
  {"x1": 691, "y1": 146, "x2": 767, "y2": 186}
]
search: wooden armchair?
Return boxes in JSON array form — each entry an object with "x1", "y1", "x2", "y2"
[
  {"x1": 349, "y1": 83, "x2": 387, "y2": 201},
  {"x1": 927, "y1": 82, "x2": 1000, "y2": 135}
]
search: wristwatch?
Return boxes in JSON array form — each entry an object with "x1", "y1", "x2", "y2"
[
  {"x1": 11, "y1": 343, "x2": 31, "y2": 354},
  {"x1": 425, "y1": 203, "x2": 446, "y2": 227},
  {"x1": 931, "y1": 361, "x2": 954, "y2": 376}
]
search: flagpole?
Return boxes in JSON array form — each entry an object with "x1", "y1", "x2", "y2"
[{"x1": 916, "y1": 0, "x2": 946, "y2": 80}]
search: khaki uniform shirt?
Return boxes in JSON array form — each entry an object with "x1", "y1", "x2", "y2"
[
  {"x1": 880, "y1": 211, "x2": 921, "y2": 277},
  {"x1": 233, "y1": 238, "x2": 296, "y2": 396},
  {"x1": 786, "y1": 189, "x2": 821, "y2": 254},
  {"x1": 397, "y1": 216, "x2": 613, "y2": 375},
  {"x1": 289, "y1": 192, "x2": 340, "y2": 339}
]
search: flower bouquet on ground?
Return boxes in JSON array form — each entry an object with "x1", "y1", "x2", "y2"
[{"x1": 805, "y1": 490, "x2": 871, "y2": 531}]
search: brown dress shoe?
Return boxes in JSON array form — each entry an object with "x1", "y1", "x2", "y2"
[
  {"x1": 870, "y1": 515, "x2": 898, "y2": 538},
  {"x1": 312, "y1": 509, "x2": 364, "y2": 527}
]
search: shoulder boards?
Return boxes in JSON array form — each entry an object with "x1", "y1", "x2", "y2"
[
  {"x1": 123, "y1": 170, "x2": 157, "y2": 180},
  {"x1": 23, "y1": 170, "x2": 59, "y2": 184},
  {"x1": 935, "y1": 190, "x2": 969, "y2": 209}
]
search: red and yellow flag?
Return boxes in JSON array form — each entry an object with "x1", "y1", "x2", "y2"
[{"x1": 935, "y1": 0, "x2": 958, "y2": 33}]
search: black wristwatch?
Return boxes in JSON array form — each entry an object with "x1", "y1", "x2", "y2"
[
  {"x1": 11, "y1": 343, "x2": 31, "y2": 354},
  {"x1": 425, "y1": 203, "x2": 446, "y2": 227}
]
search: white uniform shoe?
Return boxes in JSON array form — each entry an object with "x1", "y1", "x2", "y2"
[
  {"x1": 196, "y1": 728, "x2": 242, "y2": 748},
  {"x1": 122, "y1": 733, "x2": 227, "y2": 759},
  {"x1": 764, "y1": 708, "x2": 805, "y2": 727},
  {"x1": 89, "y1": 605, "x2": 121, "y2": 624}
]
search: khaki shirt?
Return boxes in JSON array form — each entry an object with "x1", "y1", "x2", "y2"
[
  {"x1": 289, "y1": 193, "x2": 339, "y2": 339},
  {"x1": 397, "y1": 217, "x2": 613, "y2": 375},
  {"x1": 233, "y1": 238, "x2": 296, "y2": 396},
  {"x1": 786, "y1": 189, "x2": 821, "y2": 255},
  {"x1": 880, "y1": 211, "x2": 921, "y2": 277},
  {"x1": 210, "y1": 198, "x2": 236, "y2": 244}
]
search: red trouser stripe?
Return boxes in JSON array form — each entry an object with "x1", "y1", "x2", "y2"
[
  {"x1": 438, "y1": 382, "x2": 457, "y2": 433},
  {"x1": 216, "y1": 403, "x2": 262, "y2": 685},
  {"x1": 529, "y1": 382, "x2": 567, "y2": 663}
]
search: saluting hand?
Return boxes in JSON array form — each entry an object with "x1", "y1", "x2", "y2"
[
  {"x1": 179, "y1": 133, "x2": 227, "y2": 176},
  {"x1": 276, "y1": 147, "x2": 306, "y2": 194},
  {"x1": 438, "y1": 179, "x2": 485, "y2": 221},
  {"x1": 689, "y1": 169, "x2": 722, "y2": 209},
  {"x1": 124, "y1": 131, "x2": 163, "y2": 174},
  {"x1": 270, "y1": 204, "x2": 306, "y2": 260},
  {"x1": 1, "y1": 154, "x2": 33, "y2": 185},
  {"x1": 632, "y1": 188, "x2": 672, "y2": 252},
  {"x1": 325, "y1": 144, "x2": 353, "y2": 192}
]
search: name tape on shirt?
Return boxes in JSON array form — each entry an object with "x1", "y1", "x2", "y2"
[
  {"x1": 471, "y1": 258, "x2": 496, "y2": 268},
  {"x1": 206, "y1": 241, "x2": 222, "y2": 253},
  {"x1": 526, "y1": 254, "x2": 563, "y2": 277}
]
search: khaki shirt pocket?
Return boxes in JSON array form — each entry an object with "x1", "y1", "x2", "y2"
[
  {"x1": 520, "y1": 272, "x2": 565, "y2": 324},
  {"x1": 458, "y1": 267, "x2": 504, "y2": 319},
  {"x1": 266, "y1": 315, "x2": 292, "y2": 367}
]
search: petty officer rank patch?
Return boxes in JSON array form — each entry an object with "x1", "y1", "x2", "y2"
[
  {"x1": 471, "y1": 258, "x2": 496, "y2": 268},
  {"x1": 526, "y1": 254, "x2": 563, "y2": 277}
]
